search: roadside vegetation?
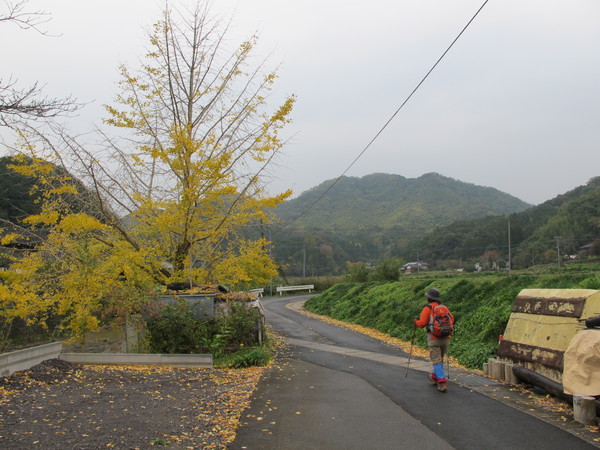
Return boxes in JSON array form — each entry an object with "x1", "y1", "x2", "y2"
[
  {"x1": 143, "y1": 299, "x2": 271, "y2": 368},
  {"x1": 304, "y1": 264, "x2": 600, "y2": 369}
]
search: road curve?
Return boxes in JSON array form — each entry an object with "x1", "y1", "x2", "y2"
[{"x1": 231, "y1": 295, "x2": 598, "y2": 449}]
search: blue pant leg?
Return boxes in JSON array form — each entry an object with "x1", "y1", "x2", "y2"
[{"x1": 433, "y1": 364, "x2": 445, "y2": 380}]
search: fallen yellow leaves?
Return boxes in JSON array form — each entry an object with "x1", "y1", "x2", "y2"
[
  {"x1": 197, "y1": 366, "x2": 266, "y2": 448},
  {"x1": 0, "y1": 359, "x2": 268, "y2": 449}
]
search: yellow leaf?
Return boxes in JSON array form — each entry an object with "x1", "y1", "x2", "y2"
[{"x1": 0, "y1": 233, "x2": 19, "y2": 246}]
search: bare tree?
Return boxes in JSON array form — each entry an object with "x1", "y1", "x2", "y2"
[{"x1": 0, "y1": 0, "x2": 79, "y2": 126}]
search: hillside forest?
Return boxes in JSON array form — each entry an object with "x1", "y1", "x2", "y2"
[{"x1": 268, "y1": 173, "x2": 600, "y2": 277}]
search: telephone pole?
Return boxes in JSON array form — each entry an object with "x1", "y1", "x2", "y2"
[
  {"x1": 508, "y1": 219, "x2": 511, "y2": 275},
  {"x1": 303, "y1": 245, "x2": 306, "y2": 277}
]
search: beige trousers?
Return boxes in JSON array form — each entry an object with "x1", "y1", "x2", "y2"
[{"x1": 428, "y1": 336, "x2": 450, "y2": 366}]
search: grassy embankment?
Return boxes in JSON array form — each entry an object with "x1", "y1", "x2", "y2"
[{"x1": 304, "y1": 265, "x2": 600, "y2": 369}]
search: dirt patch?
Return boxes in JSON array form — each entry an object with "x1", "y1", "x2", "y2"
[{"x1": 0, "y1": 359, "x2": 264, "y2": 449}]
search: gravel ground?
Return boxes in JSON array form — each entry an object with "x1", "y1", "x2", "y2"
[{"x1": 0, "y1": 359, "x2": 263, "y2": 449}]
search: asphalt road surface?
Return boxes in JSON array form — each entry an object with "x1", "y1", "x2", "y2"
[{"x1": 231, "y1": 295, "x2": 599, "y2": 450}]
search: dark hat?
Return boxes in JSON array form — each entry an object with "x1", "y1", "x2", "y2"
[{"x1": 425, "y1": 287, "x2": 441, "y2": 302}]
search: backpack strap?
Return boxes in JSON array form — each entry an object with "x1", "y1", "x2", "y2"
[{"x1": 426, "y1": 304, "x2": 434, "y2": 332}]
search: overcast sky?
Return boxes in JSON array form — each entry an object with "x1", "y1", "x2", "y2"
[{"x1": 3, "y1": 0, "x2": 600, "y2": 205}]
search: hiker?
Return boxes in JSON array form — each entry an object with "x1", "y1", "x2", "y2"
[{"x1": 413, "y1": 287, "x2": 454, "y2": 393}]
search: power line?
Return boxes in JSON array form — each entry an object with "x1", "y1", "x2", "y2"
[{"x1": 283, "y1": 0, "x2": 490, "y2": 228}]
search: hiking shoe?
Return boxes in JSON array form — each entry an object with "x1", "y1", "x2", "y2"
[
  {"x1": 429, "y1": 374, "x2": 438, "y2": 385},
  {"x1": 437, "y1": 383, "x2": 447, "y2": 393}
]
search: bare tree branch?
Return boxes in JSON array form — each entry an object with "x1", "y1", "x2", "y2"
[
  {"x1": 1, "y1": 1, "x2": 81, "y2": 125},
  {"x1": 0, "y1": 77, "x2": 80, "y2": 125},
  {"x1": 0, "y1": 0, "x2": 53, "y2": 35}
]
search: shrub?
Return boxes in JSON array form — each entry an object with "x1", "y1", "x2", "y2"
[
  {"x1": 215, "y1": 302, "x2": 264, "y2": 351},
  {"x1": 143, "y1": 299, "x2": 265, "y2": 358},
  {"x1": 144, "y1": 299, "x2": 212, "y2": 354},
  {"x1": 347, "y1": 262, "x2": 370, "y2": 282},
  {"x1": 577, "y1": 274, "x2": 600, "y2": 289},
  {"x1": 216, "y1": 347, "x2": 272, "y2": 368},
  {"x1": 368, "y1": 258, "x2": 401, "y2": 282}
]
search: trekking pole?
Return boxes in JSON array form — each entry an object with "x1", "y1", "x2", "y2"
[{"x1": 405, "y1": 324, "x2": 417, "y2": 378}]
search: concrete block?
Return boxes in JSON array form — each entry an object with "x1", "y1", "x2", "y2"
[
  {"x1": 490, "y1": 359, "x2": 504, "y2": 381},
  {"x1": 487, "y1": 358, "x2": 496, "y2": 377},
  {"x1": 504, "y1": 363, "x2": 517, "y2": 385},
  {"x1": 573, "y1": 394, "x2": 597, "y2": 426},
  {"x1": 483, "y1": 362, "x2": 489, "y2": 376}
]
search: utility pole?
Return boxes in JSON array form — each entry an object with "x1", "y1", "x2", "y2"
[
  {"x1": 269, "y1": 226, "x2": 273, "y2": 296},
  {"x1": 508, "y1": 219, "x2": 511, "y2": 275},
  {"x1": 303, "y1": 245, "x2": 306, "y2": 278},
  {"x1": 555, "y1": 236, "x2": 561, "y2": 267}
]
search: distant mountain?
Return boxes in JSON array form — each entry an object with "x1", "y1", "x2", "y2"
[
  {"x1": 269, "y1": 173, "x2": 532, "y2": 276},
  {"x1": 405, "y1": 176, "x2": 600, "y2": 269},
  {"x1": 275, "y1": 172, "x2": 531, "y2": 237}
]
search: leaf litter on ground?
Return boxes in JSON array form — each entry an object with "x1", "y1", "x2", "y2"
[{"x1": 0, "y1": 359, "x2": 265, "y2": 449}]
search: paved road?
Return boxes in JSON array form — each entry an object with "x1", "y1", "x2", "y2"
[{"x1": 231, "y1": 295, "x2": 599, "y2": 449}]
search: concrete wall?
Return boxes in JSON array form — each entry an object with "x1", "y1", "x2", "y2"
[
  {"x1": 59, "y1": 353, "x2": 212, "y2": 368},
  {"x1": 1, "y1": 343, "x2": 213, "y2": 377},
  {"x1": 0, "y1": 342, "x2": 62, "y2": 377},
  {"x1": 497, "y1": 289, "x2": 600, "y2": 383}
]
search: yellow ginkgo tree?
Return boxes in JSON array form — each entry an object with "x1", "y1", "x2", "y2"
[{"x1": 1, "y1": 1, "x2": 294, "y2": 340}]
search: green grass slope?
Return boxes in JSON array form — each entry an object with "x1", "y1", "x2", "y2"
[{"x1": 304, "y1": 266, "x2": 600, "y2": 369}]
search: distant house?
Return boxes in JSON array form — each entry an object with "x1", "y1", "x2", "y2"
[
  {"x1": 401, "y1": 262, "x2": 428, "y2": 273},
  {"x1": 579, "y1": 243, "x2": 595, "y2": 257}
]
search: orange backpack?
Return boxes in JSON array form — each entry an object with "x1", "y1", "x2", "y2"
[{"x1": 427, "y1": 303, "x2": 454, "y2": 337}]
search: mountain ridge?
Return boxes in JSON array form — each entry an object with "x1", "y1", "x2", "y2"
[
  {"x1": 275, "y1": 172, "x2": 531, "y2": 236},
  {"x1": 269, "y1": 173, "x2": 600, "y2": 275}
]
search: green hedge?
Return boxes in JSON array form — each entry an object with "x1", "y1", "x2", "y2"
[
  {"x1": 144, "y1": 299, "x2": 265, "y2": 357},
  {"x1": 304, "y1": 270, "x2": 600, "y2": 369}
]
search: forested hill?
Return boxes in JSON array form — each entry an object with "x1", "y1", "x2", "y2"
[
  {"x1": 406, "y1": 176, "x2": 600, "y2": 268},
  {"x1": 274, "y1": 173, "x2": 531, "y2": 236}
]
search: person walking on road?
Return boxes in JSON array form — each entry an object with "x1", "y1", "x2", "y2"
[{"x1": 413, "y1": 287, "x2": 454, "y2": 393}]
